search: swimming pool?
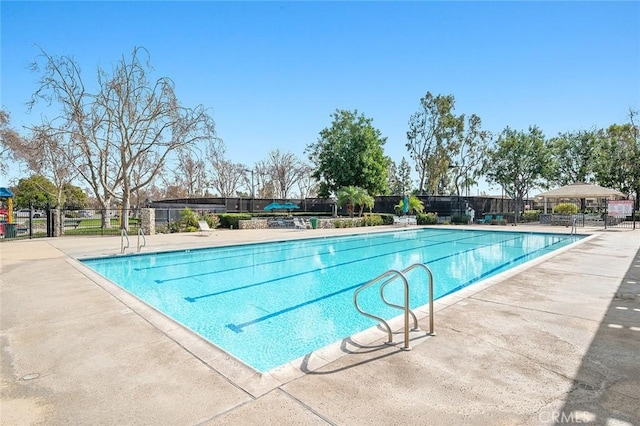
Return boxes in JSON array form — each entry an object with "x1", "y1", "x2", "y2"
[{"x1": 81, "y1": 228, "x2": 583, "y2": 372}]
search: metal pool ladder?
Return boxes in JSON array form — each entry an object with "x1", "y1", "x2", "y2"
[
  {"x1": 353, "y1": 263, "x2": 435, "y2": 351},
  {"x1": 120, "y1": 229, "x2": 146, "y2": 254},
  {"x1": 570, "y1": 215, "x2": 577, "y2": 235},
  {"x1": 120, "y1": 229, "x2": 130, "y2": 254},
  {"x1": 137, "y1": 229, "x2": 146, "y2": 252}
]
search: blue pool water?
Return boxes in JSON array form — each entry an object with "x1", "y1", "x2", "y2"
[{"x1": 81, "y1": 228, "x2": 583, "y2": 372}]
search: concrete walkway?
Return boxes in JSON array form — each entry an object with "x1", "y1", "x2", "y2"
[{"x1": 1, "y1": 225, "x2": 639, "y2": 425}]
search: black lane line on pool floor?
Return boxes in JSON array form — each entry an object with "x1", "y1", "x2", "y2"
[
  {"x1": 164, "y1": 231, "x2": 480, "y2": 286},
  {"x1": 133, "y1": 231, "x2": 460, "y2": 271},
  {"x1": 222, "y1": 235, "x2": 535, "y2": 332},
  {"x1": 224, "y1": 236, "x2": 571, "y2": 333},
  {"x1": 183, "y1": 232, "x2": 499, "y2": 303},
  {"x1": 438, "y1": 237, "x2": 569, "y2": 298},
  {"x1": 151, "y1": 232, "x2": 468, "y2": 276},
  {"x1": 225, "y1": 281, "x2": 369, "y2": 332}
]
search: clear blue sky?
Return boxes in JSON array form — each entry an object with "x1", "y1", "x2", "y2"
[{"x1": 2, "y1": 1, "x2": 639, "y2": 193}]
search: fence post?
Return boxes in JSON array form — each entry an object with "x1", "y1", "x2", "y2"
[
  {"x1": 141, "y1": 208, "x2": 156, "y2": 235},
  {"x1": 52, "y1": 209, "x2": 62, "y2": 237}
]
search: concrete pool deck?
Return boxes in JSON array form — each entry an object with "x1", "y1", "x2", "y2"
[{"x1": 1, "y1": 224, "x2": 639, "y2": 425}]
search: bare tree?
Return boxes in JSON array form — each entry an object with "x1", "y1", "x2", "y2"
[
  {"x1": 206, "y1": 139, "x2": 245, "y2": 197},
  {"x1": 254, "y1": 161, "x2": 273, "y2": 198},
  {"x1": 29, "y1": 47, "x2": 217, "y2": 229},
  {"x1": 171, "y1": 149, "x2": 207, "y2": 197},
  {"x1": 296, "y1": 164, "x2": 318, "y2": 199},
  {"x1": 264, "y1": 149, "x2": 305, "y2": 199},
  {"x1": 23, "y1": 126, "x2": 80, "y2": 209},
  {"x1": 2, "y1": 111, "x2": 82, "y2": 214},
  {"x1": 0, "y1": 110, "x2": 24, "y2": 176}
]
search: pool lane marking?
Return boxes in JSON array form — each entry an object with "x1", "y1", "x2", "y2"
[
  {"x1": 181, "y1": 232, "x2": 495, "y2": 300},
  {"x1": 223, "y1": 236, "x2": 568, "y2": 333},
  {"x1": 133, "y1": 229, "x2": 462, "y2": 271},
  {"x1": 438, "y1": 238, "x2": 568, "y2": 298},
  {"x1": 165, "y1": 231, "x2": 484, "y2": 285},
  {"x1": 225, "y1": 281, "x2": 368, "y2": 333}
]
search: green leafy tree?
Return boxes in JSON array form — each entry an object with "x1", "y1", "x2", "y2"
[
  {"x1": 406, "y1": 92, "x2": 463, "y2": 195},
  {"x1": 398, "y1": 158, "x2": 413, "y2": 195},
  {"x1": 548, "y1": 129, "x2": 599, "y2": 186},
  {"x1": 12, "y1": 175, "x2": 58, "y2": 208},
  {"x1": 11, "y1": 175, "x2": 87, "y2": 210},
  {"x1": 594, "y1": 111, "x2": 640, "y2": 210},
  {"x1": 306, "y1": 109, "x2": 390, "y2": 198},
  {"x1": 337, "y1": 186, "x2": 371, "y2": 217},
  {"x1": 485, "y1": 126, "x2": 551, "y2": 223},
  {"x1": 387, "y1": 161, "x2": 400, "y2": 195},
  {"x1": 388, "y1": 157, "x2": 414, "y2": 195},
  {"x1": 62, "y1": 183, "x2": 88, "y2": 209},
  {"x1": 448, "y1": 114, "x2": 491, "y2": 196}
]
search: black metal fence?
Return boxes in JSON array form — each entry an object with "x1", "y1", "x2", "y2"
[
  {"x1": 58, "y1": 208, "x2": 142, "y2": 236},
  {"x1": 150, "y1": 195, "x2": 519, "y2": 218},
  {"x1": 0, "y1": 205, "x2": 51, "y2": 240},
  {"x1": 1, "y1": 195, "x2": 635, "y2": 240}
]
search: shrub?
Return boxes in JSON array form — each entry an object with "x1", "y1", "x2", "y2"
[
  {"x1": 363, "y1": 214, "x2": 383, "y2": 226},
  {"x1": 522, "y1": 210, "x2": 541, "y2": 222},
  {"x1": 204, "y1": 214, "x2": 220, "y2": 229},
  {"x1": 333, "y1": 219, "x2": 351, "y2": 228},
  {"x1": 218, "y1": 213, "x2": 251, "y2": 229},
  {"x1": 553, "y1": 203, "x2": 578, "y2": 215},
  {"x1": 380, "y1": 214, "x2": 395, "y2": 225},
  {"x1": 417, "y1": 212, "x2": 438, "y2": 225},
  {"x1": 168, "y1": 221, "x2": 181, "y2": 233},
  {"x1": 179, "y1": 208, "x2": 200, "y2": 229},
  {"x1": 451, "y1": 215, "x2": 471, "y2": 225}
]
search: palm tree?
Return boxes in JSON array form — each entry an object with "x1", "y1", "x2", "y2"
[
  {"x1": 395, "y1": 195, "x2": 425, "y2": 215},
  {"x1": 337, "y1": 186, "x2": 370, "y2": 217},
  {"x1": 357, "y1": 193, "x2": 375, "y2": 217}
]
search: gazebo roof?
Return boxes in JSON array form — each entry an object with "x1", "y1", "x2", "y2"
[
  {"x1": 0, "y1": 187, "x2": 14, "y2": 198},
  {"x1": 536, "y1": 183, "x2": 625, "y2": 199}
]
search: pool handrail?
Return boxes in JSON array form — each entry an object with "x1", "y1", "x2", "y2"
[
  {"x1": 379, "y1": 275, "x2": 420, "y2": 331},
  {"x1": 120, "y1": 229, "x2": 129, "y2": 254},
  {"x1": 354, "y1": 263, "x2": 436, "y2": 351},
  {"x1": 354, "y1": 269, "x2": 412, "y2": 350},
  {"x1": 380, "y1": 263, "x2": 435, "y2": 336},
  {"x1": 137, "y1": 228, "x2": 146, "y2": 252}
]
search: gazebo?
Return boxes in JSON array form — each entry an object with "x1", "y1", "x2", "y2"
[{"x1": 536, "y1": 182, "x2": 626, "y2": 213}]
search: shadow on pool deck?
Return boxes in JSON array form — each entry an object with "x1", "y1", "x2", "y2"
[
  {"x1": 553, "y1": 245, "x2": 640, "y2": 424},
  {"x1": 1, "y1": 225, "x2": 639, "y2": 425}
]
